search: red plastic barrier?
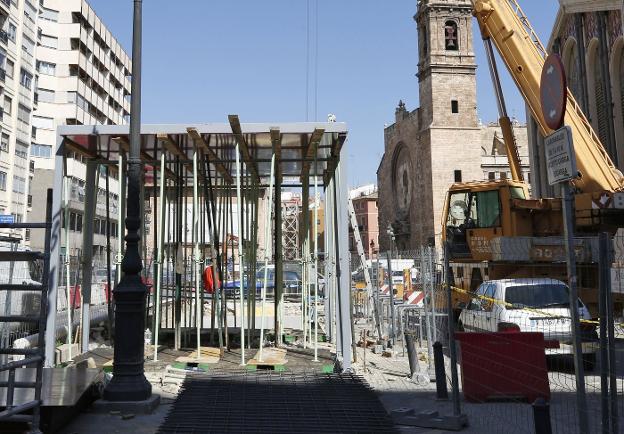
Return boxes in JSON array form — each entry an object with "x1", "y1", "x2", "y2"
[{"x1": 455, "y1": 332, "x2": 550, "y2": 403}]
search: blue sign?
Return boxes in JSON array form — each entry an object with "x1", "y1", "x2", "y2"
[{"x1": 0, "y1": 215, "x2": 15, "y2": 224}]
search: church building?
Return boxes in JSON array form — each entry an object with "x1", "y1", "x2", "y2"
[{"x1": 377, "y1": 0, "x2": 530, "y2": 251}]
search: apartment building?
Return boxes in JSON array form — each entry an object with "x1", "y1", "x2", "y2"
[
  {"x1": 348, "y1": 184, "x2": 378, "y2": 259},
  {"x1": 28, "y1": 0, "x2": 132, "y2": 262},
  {"x1": 0, "y1": 0, "x2": 40, "y2": 246}
]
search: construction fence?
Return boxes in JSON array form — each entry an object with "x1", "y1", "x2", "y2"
[{"x1": 352, "y1": 232, "x2": 624, "y2": 433}]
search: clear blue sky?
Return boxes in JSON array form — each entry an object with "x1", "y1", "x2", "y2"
[{"x1": 90, "y1": 0, "x2": 559, "y2": 187}]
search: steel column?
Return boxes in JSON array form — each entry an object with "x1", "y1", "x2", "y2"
[
  {"x1": 80, "y1": 161, "x2": 98, "y2": 353},
  {"x1": 334, "y1": 156, "x2": 352, "y2": 371},
  {"x1": 44, "y1": 135, "x2": 65, "y2": 367}
]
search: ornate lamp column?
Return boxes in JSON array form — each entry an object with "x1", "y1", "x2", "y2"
[{"x1": 103, "y1": 0, "x2": 151, "y2": 401}]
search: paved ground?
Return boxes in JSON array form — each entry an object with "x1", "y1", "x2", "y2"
[
  {"x1": 54, "y1": 302, "x2": 624, "y2": 434},
  {"x1": 352, "y1": 319, "x2": 624, "y2": 434}
]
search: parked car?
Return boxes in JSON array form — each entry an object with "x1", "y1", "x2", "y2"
[
  {"x1": 457, "y1": 278, "x2": 598, "y2": 369},
  {"x1": 223, "y1": 266, "x2": 301, "y2": 297}
]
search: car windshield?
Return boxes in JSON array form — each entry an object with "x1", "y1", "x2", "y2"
[{"x1": 505, "y1": 284, "x2": 569, "y2": 309}]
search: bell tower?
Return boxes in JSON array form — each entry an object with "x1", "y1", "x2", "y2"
[{"x1": 415, "y1": 0, "x2": 478, "y2": 128}]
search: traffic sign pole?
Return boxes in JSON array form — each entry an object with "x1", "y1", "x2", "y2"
[{"x1": 541, "y1": 54, "x2": 589, "y2": 434}]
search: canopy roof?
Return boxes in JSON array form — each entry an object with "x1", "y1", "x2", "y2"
[{"x1": 57, "y1": 116, "x2": 348, "y2": 187}]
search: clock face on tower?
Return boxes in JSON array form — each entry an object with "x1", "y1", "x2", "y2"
[{"x1": 392, "y1": 145, "x2": 412, "y2": 219}]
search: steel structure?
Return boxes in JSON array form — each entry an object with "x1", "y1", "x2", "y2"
[
  {"x1": 282, "y1": 195, "x2": 301, "y2": 261},
  {"x1": 43, "y1": 119, "x2": 353, "y2": 374}
]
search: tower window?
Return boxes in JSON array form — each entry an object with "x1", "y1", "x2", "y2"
[
  {"x1": 451, "y1": 100, "x2": 459, "y2": 113},
  {"x1": 454, "y1": 170, "x2": 462, "y2": 183},
  {"x1": 445, "y1": 21, "x2": 459, "y2": 51}
]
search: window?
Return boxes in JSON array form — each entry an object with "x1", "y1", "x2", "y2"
[
  {"x1": 5, "y1": 59, "x2": 13, "y2": 78},
  {"x1": 40, "y1": 7, "x2": 59, "y2": 22},
  {"x1": 454, "y1": 170, "x2": 462, "y2": 183},
  {"x1": 20, "y1": 68, "x2": 33, "y2": 89},
  {"x1": 3, "y1": 96, "x2": 11, "y2": 115},
  {"x1": 40, "y1": 34, "x2": 58, "y2": 49},
  {"x1": 12, "y1": 175, "x2": 26, "y2": 193},
  {"x1": 488, "y1": 172, "x2": 495, "y2": 180},
  {"x1": 444, "y1": 21, "x2": 459, "y2": 50},
  {"x1": 33, "y1": 115, "x2": 54, "y2": 130},
  {"x1": 0, "y1": 133, "x2": 8, "y2": 152},
  {"x1": 446, "y1": 190, "x2": 501, "y2": 229},
  {"x1": 37, "y1": 88, "x2": 54, "y2": 103},
  {"x1": 17, "y1": 104, "x2": 30, "y2": 123},
  {"x1": 451, "y1": 100, "x2": 459, "y2": 114},
  {"x1": 69, "y1": 211, "x2": 83, "y2": 232},
  {"x1": 36, "y1": 61, "x2": 56, "y2": 75},
  {"x1": 15, "y1": 141, "x2": 28, "y2": 159},
  {"x1": 7, "y1": 23, "x2": 16, "y2": 42},
  {"x1": 31, "y1": 143, "x2": 51, "y2": 158},
  {"x1": 22, "y1": 35, "x2": 35, "y2": 57},
  {"x1": 0, "y1": 171, "x2": 6, "y2": 190},
  {"x1": 510, "y1": 187, "x2": 526, "y2": 200},
  {"x1": 499, "y1": 172, "x2": 507, "y2": 180},
  {"x1": 505, "y1": 283, "x2": 569, "y2": 309}
]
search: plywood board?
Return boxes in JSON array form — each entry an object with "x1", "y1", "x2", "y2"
[
  {"x1": 175, "y1": 346, "x2": 221, "y2": 364},
  {"x1": 247, "y1": 347, "x2": 288, "y2": 366}
]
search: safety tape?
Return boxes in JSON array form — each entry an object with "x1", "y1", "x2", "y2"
[{"x1": 443, "y1": 283, "x2": 615, "y2": 327}]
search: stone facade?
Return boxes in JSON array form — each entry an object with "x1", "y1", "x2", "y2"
[
  {"x1": 529, "y1": 3, "x2": 624, "y2": 198},
  {"x1": 377, "y1": 0, "x2": 530, "y2": 251}
]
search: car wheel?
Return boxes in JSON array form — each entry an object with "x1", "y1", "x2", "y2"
[{"x1": 583, "y1": 353, "x2": 596, "y2": 372}]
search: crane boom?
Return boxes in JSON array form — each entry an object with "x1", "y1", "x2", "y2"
[{"x1": 472, "y1": 0, "x2": 624, "y2": 193}]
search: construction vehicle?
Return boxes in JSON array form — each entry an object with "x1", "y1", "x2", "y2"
[{"x1": 441, "y1": 0, "x2": 624, "y2": 315}]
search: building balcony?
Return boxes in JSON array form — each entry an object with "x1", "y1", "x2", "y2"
[
  {"x1": 0, "y1": 0, "x2": 9, "y2": 16},
  {"x1": 0, "y1": 68, "x2": 5, "y2": 82},
  {"x1": 0, "y1": 30, "x2": 8, "y2": 45}
]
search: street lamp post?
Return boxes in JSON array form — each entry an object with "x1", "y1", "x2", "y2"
[{"x1": 103, "y1": 0, "x2": 152, "y2": 401}]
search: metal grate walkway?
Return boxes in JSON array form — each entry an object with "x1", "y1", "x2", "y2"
[{"x1": 157, "y1": 370, "x2": 398, "y2": 433}]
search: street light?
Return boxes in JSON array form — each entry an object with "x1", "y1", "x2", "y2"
[{"x1": 103, "y1": 0, "x2": 152, "y2": 401}]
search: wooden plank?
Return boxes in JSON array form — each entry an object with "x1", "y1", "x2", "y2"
[
  {"x1": 300, "y1": 128, "x2": 325, "y2": 181},
  {"x1": 228, "y1": 114, "x2": 260, "y2": 183},
  {"x1": 187, "y1": 127, "x2": 233, "y2": 184},
  {"x1": 157, "y1": 134, "x2": 193, "y2": 174},
  {"x1": 175, "y1": 346, "x2": 221, "y2": 364},
  {"x1": 247, "y1": 347, "x2": 288, "y2": 367}
]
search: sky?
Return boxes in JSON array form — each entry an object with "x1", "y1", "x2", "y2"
[{"x1": 89, "y1": 0, "x2": 560, "y2": 188}]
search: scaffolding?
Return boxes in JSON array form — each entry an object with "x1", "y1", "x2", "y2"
[{"x1": 42, "y1": 118, "x2": 354, "y2": 371}]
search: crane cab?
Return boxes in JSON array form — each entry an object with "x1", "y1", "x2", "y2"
[{"x1": 442, "y1": 180, "x2": 541, "y2": 261}]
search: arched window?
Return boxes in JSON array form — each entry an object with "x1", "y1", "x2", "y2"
[
  {"x1": 444, "y1": 21, "x2": 458, "y2": 51},
  {"x1": 562, "y1": 38, "x2": 581, "y2": 102},
  {"x1": 587, "y1": 39, "x2": 610, "y2": 148},
  {"x1": 594, "y1": 44, "x2": 609, "y2": 147}
]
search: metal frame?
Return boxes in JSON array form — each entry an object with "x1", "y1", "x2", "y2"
[{"x1": 43, "y1": 120, "x2": 351, "y2": 372}]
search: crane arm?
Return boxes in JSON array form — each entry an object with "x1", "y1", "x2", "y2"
[{"x1": 472, "y1": 0, "x2": 624, "y2": 193}]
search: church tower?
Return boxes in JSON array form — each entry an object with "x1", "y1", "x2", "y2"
[{"x1": 415, "y1": 0, "x2": 478, "y2": 128}]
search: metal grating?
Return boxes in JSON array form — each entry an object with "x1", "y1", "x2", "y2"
[{"x1": 157, "y1": 370, "x2": 398, "y2": 434}]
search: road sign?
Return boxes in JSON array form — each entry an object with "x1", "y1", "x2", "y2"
[
  {"x1": 540, "y1": 54, "x2": 568, "y2": 130},
  {"x1": 0, "y1": 215, "x2": 15, "y2": 224},
  {"x1": 545, "y1": 126, "x2": 577, "y2": 185}
]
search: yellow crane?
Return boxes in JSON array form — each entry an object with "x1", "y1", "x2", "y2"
[{"x1": 442, "y1": 0, "x2": 624, "y2": 313}]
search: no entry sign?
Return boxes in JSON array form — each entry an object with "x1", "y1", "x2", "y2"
[{"x1": 540, "y1": 54, "x2": 568, "y2": 131}]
